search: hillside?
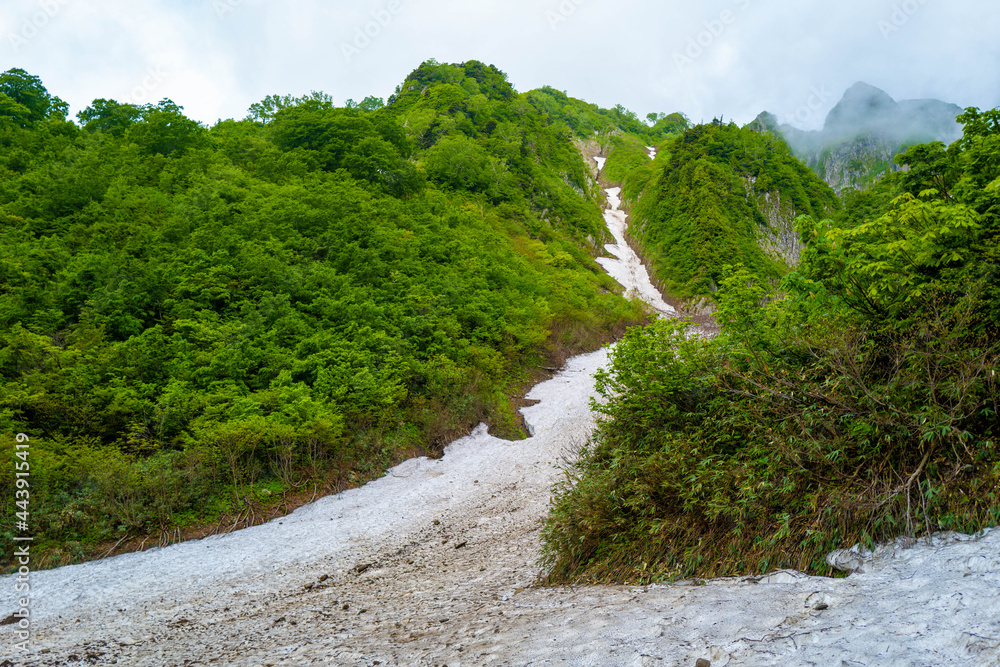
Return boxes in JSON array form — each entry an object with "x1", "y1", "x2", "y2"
[
  {"x1": 9, "y1": 343, "x2": 1000, "y2": 665},
  {"x1": 2, "y1": 56, "x2": 999, "y2": 664},
  {"x1": 0, "y1": 62, "x2": 650, "y2": 569},
  {"x1": 541, "y1": 106, "x2": 1000, "y2": 584},
  {"x1": 599, "y1": 119, "x2": 840, "y2": 312}
]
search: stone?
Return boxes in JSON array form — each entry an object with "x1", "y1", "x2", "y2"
[{"x1": 826, "y1": 549, "x2": 867, "y2": 573}]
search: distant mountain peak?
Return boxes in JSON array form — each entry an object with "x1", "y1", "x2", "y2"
[
  {"x1": 747, "y1": 111, "x2": 780, "y2": 135},
  {"x1": 824, "y1": 82, "x2": 898, "y2": 137},
  {"x1": 749, "y1": 82, "x2": 964, "y2": 193},
  {"x1": 843, "y1": 81, "x2": 894, "y2": 100}
]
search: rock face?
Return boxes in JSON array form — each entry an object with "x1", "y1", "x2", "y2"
[
  {"x1": 742, "y1": 175, "x2": 803, "y2": 266},
  {"x1": 753, "y1": 83, "x2": 964, "y2": 192},
  {"x1": 811, "y1": 134, "x2": 899, "y2": 193},
  {"x1": 823, "y1": 82, "x2": 900, "y2": 140}
]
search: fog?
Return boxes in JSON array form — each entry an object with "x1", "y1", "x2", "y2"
[
  {"x1": 1, "y1": 0, "x2": 998, "y2": 127},
  {"x1": 773, "y1": 81, "x2": 966, "y2": 158}
]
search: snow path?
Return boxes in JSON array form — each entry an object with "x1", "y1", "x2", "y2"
[
  {"x1": 4, "y1": 181, "x2": 1000, "y2": 666},
  {"x1": 595, "y1": 181, "x2": 675, "y2": 316}
]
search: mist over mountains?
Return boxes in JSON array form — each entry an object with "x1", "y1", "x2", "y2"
[
  {"x1": 753, "y1": 82, "x2": 965, "y2": 191},
  {"x1": 825, "y1": 83, "x2": 963, "y2": 143}
]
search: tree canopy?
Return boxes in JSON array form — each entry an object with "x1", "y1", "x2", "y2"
[
  {"x1": 541, "y1": 108, "x2": 1000, "y2": 584},
  {"x1": 0, "y1": 63, "x2": 648, "y2": 569}
]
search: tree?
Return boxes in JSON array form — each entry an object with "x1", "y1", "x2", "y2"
[
  {"x1": 0, "y1": 68, "x2": 68, "y2": 126},
  {"x1": 423, "y1": 134, "x2": 490, "y2": 192},
  {"x1": 246, "y1": 91, "x2": 335, "y2": 123},
  {"x1": 894, "y1": 142, "x2": 957, "y2": 197},
  {"x1": 124, "y1": 100, "x2": 207, "y2": 157},
  {"x1": 358, "y1": 96, "x2": 385, "y2": 112},
  {"x1": 77, "y1": 99, "x2": 145, "y2": 136}
]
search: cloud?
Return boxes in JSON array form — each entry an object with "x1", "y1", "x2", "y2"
[{"x1": 1, "y1": 0, "x2": 997, "y2": 127}]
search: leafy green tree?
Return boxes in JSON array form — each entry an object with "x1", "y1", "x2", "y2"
[
  {"x1": 358, "y1": 96, "x2": 385, "y2": 111},
  {"x1": 895, "y1": 141, "x2": 958, "y2": 194},
  {"x1": 271, "y1": 106, "x2": 375, "y2": 167},
  {"x1": 0, "y1": 68, "x2": 68, "y2": 126},
  {"x1": 953, "y1": 107, "x2": 1000, "y2": 220},
  {"x1": 124, "y1": 100, "x2": 207, "y2": 157},
  {"x1": 247, "y1": 91, "x2": 335, "y2": 123},
  {"x1": 424, "y1": 134, "x2": 490, "y2": 192},
  {"x1": 799, "y1": 193, "x2": 982, "y2": 326},
  {"x1": 77, "y1": 99, "x2": 145, "y2": 136}
]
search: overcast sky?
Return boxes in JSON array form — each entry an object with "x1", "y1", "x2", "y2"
[{"x1": 2, "y1": 0, "x2": 998, "y2": 130}]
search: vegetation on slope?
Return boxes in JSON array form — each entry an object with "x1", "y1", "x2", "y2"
[
  {"x1": 525, "y1": 86, "x2": 687, "y2": 149},
  {"x1": 0, "y1": 62, "x2": 649, "y2": 569},
  {"x1": 633, "y1": 121, "x2": 839, "y2": 303},
  {"x1": 541, "y1": 108, "x2": 1000, "y2": 584},
  {"x1": 595, "y1": 119, "x2": 840, "y2": 309}
]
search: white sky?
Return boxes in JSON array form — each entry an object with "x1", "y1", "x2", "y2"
[{"x1": 2, "y1": 0, "x2": 998, "y2": 130}]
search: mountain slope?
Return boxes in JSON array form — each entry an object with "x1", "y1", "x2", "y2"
[
  {"x1": 540, "y1": 105, "x2": 1000, "y2": 585},
  {"x1": 606, "y1": 120, "x2": 839, "y2": 312},
  {"x1": 756, "y1": 82, "x2": 964, "y2": 192},
  {"x1": 0, "y1": 62, "x2": 648, "y2": 569}
]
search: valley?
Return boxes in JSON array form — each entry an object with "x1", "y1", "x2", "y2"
[
  {"x1": 2, "y1": 60, "x2": 999, "y2": 665},
  {"x1": 6, "y1": 176, "x2": 998, "y2": 667}
]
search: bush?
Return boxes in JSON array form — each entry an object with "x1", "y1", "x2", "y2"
[
  {"x1": 541, "y1": 108, "x2": 1000, "y2": 585},
  {"x1": 542, "y1": 284, "x2": 1000, "y2": 583}
]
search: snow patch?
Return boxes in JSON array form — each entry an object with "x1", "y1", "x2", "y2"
[
  {"x1": 596, "y1": 187, "x2": 676, "y2": 315},
  {"x1": 4, "y1": 175, "x2": 1000, "y2": 666}
]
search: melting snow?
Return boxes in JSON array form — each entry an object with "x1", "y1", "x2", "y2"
[
  {"x1": 4, "y1": 174, "x2": 998, "y2": 667},
  {"x1": 596, "y1": 187, "x2": 675, "y2": 315}
]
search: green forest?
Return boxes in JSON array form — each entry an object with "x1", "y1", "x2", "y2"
[
  {"x1": 3, "y1": 57, "x2": 998, "y2": 584},
  {"x1": 0, "y1": 61, "x2": 655, "y2": 568},
  {"x1": 606, "y1": 119, "x2": 841, "y2": 305},
  {"x1": 541, "y1": 107, "x2": 1000, "y2": 583}
]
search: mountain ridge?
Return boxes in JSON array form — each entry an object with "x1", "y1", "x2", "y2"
[{"x1": 752, "y1": 82, "x2": 964, "y2": 191}]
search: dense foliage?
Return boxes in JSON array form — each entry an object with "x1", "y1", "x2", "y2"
[
  {"x1": 525, "y1": 87, "x2": 687, "y2": 148},
  {"x1": 0, "y1": 63, "x2": 649, "y2": 568},
  {"x1": 612, "y1": 121, "x2": 840, "y2": 304},
  {"x1": 541, "y1": 108, "x2": 1000, "y2": 583}
]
